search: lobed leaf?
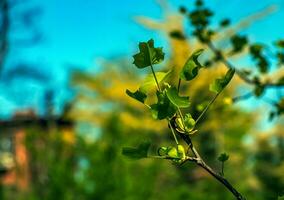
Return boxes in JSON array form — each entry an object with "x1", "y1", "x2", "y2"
[
  {"x1": 139, "y1": 70, "x2": 172, "y2": 94},
  {"x1": 126, "y1": 89, "x2": 147, "y2": 103},
  {"x1": 166, "y1": 87, "x2": 190, "y2": 108},
  {"x1": 209, "y1": 68, "x2": 235, "y2": 93},
  {"x1": 180, "y1": 49, "x2": 204, "y2": 81},
  {"x1": 133, "y1": 39, "x2": 165, "y2": 68}
]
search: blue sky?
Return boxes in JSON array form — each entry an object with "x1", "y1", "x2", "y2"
[{"x1": 0, "y1": 0, "x2": 283, "y2": 118}]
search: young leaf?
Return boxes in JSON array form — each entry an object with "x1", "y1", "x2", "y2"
[
  {"x1": 166, "y1": 87, "x2": 190, "y2": 108},
  {"x1": 184, "y1": 114, "x2": 196, "y2": 131},
  {"x1": 133, "y1": 39, "x2": 165, "y2": 68},
  {"x1": 139, "y1": 71, "x2": 172, "y2": 93},
  {"x1": 159, "y1": 145, "x2": 185, "y2": 159},
  {"x1": 218, "y1": 153, "x2": 229, "y2": 162},
  {"x1": 175, "y1": 114, "x2": 196, "y2": 133},
  {"x1": 209, "y1": 68, "x2": 235, "y2": 93},
  {"x1": 167, "y1": 147, "x2": 178, "y2": 158},
  {"x1": 126, "y1": 89, "x2": 147, "y2": 103},
  {"x1": 180, "y1": 49, "x2": 204, "y2": 81},
  {"x1": 150, "y1": 91, "x2": 177, "y2": 120},
  {"x1": 122, "y1": 141, "x2": 151, "y2": 159},
  {"x1": 177, "y1": 145, "x2": 186, "y2": 159}
]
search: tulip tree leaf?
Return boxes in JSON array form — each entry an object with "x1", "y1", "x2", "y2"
[
  {"x1": 180, "y1": 49, "x2": 204, "y2": 81},
  {"x1": 126, "y1": 89, "x2": 147, "y2": 103},
  {"x1": 122, "y1": 141, "x2": 151, "y2": 159},
  {"x1": 184, "y1": 114, "x2": 196, "y2": 131},
  {"x1": 139, "y1": 70, "x2": 172, "y2": 94},
  {"x1": 158, "y1": 145, "x2": 185, "y2": 159},
  {"x1": 166, "y1": 87, "x2": 190, "y2": 108},
  {"x1": 133, "y1": 39, "x2": 165, "y2": 68},
  {"x1": 210, "y1": 68, "x2": 235, "y2": 93},
  {"x1": 150, "y1": 91, "x2": 177, "y2": 120}
]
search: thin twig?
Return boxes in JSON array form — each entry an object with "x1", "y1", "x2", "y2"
[
  {"x1": 232, "y1": 92, "x2": 253, "y2": 103},
  {"x1": 168, "y1": 119, "x2": 179, "y2": 145},
  {"x1": 207, "y1": 41, "x2": 284, "y2": 88},
  {"x1": 195, "y1": 93, "x2": 220, "y2": 125}
]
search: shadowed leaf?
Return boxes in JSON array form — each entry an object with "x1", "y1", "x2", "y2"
[
  {"x1": 210, "y1": 68, "x2": 235, "y2": 93},
  {"x1": 126, "y1": 89, "x2": 147, "y2": 103},
  {"x1": 180, "y1": 49, "x2": 204, "y2": 81},
  {"x1": 133, "y1": 39, "x2": 165, "y2": 68},
  {"x1": 166, "y1": 87, "x2": 190, "y2": 108}
]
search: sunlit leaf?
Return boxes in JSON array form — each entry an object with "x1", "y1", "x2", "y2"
[
  {"x1": 133, "y1": 39, "x2": 165, "y2": 68},
  {"x1": 209, "y1": 68, "x2": 235, "y2": 93},
  {"x1": 122, "y1": 141, "x2": 151, "y2": 159},
  {"x1": 159, "y1": 145, "x2": 185, "y2": 159},
  {"x1": 184, "y1": 114, "x2": 196, "y2": 131},
  {"x1": 139, "y1": 71, "x2": 172, "y2": 93},
  {"x1": 177, "y1": 145, "x2": 186, "y2": 159},
  {"x1": 180, "y1": 49, "x2": 204, "y2": 81},
  {"x1": 166, "y1": 87, "x2": 190, "y2": 108},
  {"x1": 126, "y1": 89, "x2": 147, "y2": 103}
]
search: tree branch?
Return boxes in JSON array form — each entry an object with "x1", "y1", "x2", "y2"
[
  {"x1": 207, "y1": 41, "x2": 284, "y2": 88},
  {"x1": 172, "y1": 121, "x2": 246, "y2": 200}
]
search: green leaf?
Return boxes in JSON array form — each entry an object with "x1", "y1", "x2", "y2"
[
  {"x1": 230, "y1": 35, "x2": 248, "y2": 53},
  {"x1": 219, "y1": 19, "x2": 230, "y2": 27},
  {"x1": 184, "y1": 114, "x2": 196, "y2": 131},
  {"x1": 167, "y1": 147, "x2": 178, "y2": 158},
  {"x1": 209, "y1": 68, "x2": 235, "y2": 93},
  {"x1": 277, "y1": 77, "x2": 284, "y2": 86},
  {"x1": 159, "y1": 145, "x2": 185, "y2": 159},
  {"x1": 177, "y1": 145, "x2": 186, "y2": 159},
  {"x1": 254, "y1": 85, "x2": 265, "y2": 97},
  {"x1": 126, "y1": 89, "x2": 147, "y2": 103},
  {"x1": 218, "y1": 153, "x2": 229, "y2": 162},
  {"x1": 166, "y1": 87, "x2": 190, "y2": 108},
  {"x1": 175, "y1": 114, "x2": 195, "y2": 133},
  {"x1": 139, "y1": 71, "x2": 172, "y2": 94},
  {"x1": 150, "y1": 91, "x2": 177, "y2": 120},
  {"x1": 122, "y1": 141, "x2": 151, "y2": 159},
  {"x1": 169, "y1": 30, "x2": 186, "y2": 40},
  {"x1": 180, "y1": 49, "x2": 204, "y2": 81},
  {"x1": 275, "y1": 39, "x2": 284, "y2": 48},
  {"x1": 133, "y1": 39, "x2": 165, "y2": 68}
]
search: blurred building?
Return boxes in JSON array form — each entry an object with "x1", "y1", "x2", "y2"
[{"x1": 0, "y1": 109, "x2": 74, "y2": 189}]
